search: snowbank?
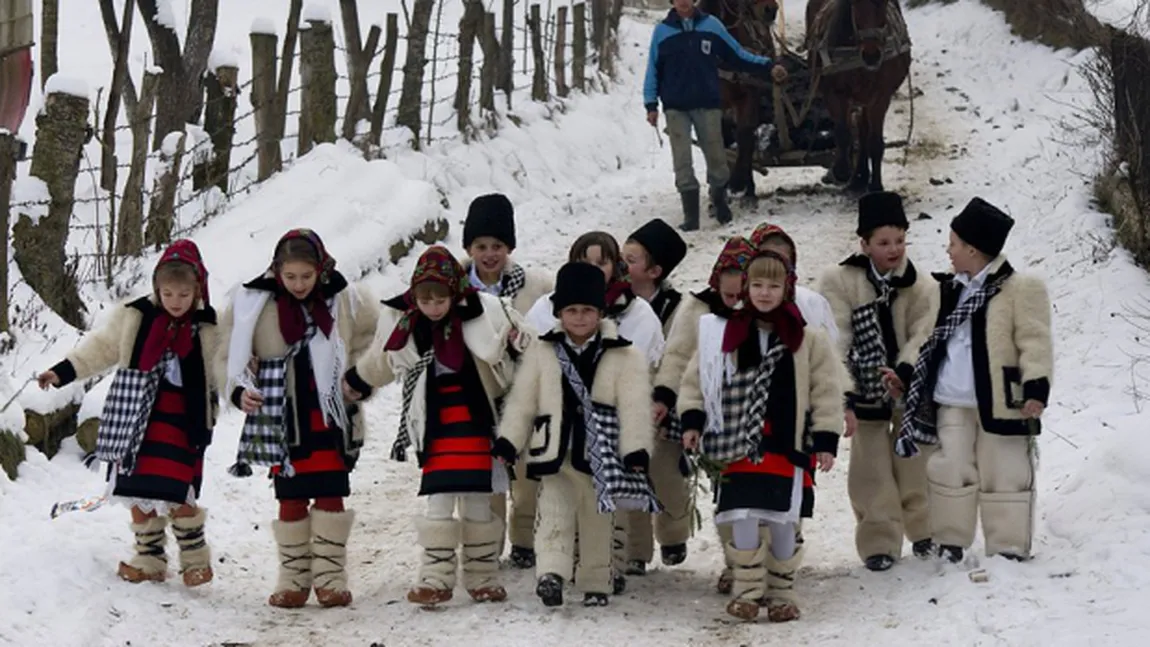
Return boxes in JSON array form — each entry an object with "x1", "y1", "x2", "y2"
[{"x1": 12, "y1": 176, "x2": 50, "y2": 226}]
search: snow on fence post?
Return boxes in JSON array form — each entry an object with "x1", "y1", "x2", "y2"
[
  {"x1": 554, "y1": 6, "x2": 569, "y2": 98},
  {"x1": 455, "y1": 0, "x2": 483, "y2": 139},
  {"x1": 479, "y1": 12, "x2": 500, "y2": 114},
  {"x1": 194, "y1": 54, "x2": 240, "y2": 194},
  {"x1": 145, "y1": 131, "x2": 186, "y2": 250},
  {"x1": 529, "y1": 5, "x2": 548, "y2": 102},
  {"x1": 298, "y1": 8, "x2": 338, "y2": 156},
  {"x1": 396, "y1": 0, "x2": 435, "y2": 149},
  {"x1": 572, "y1": 3, "x2": 587, "y2": 92},
  {"x1": 368, "y1": 13, "x2": 399, "y2": 147},
  {"x1": 11, "y1": 80, "x2": 89, "y2": 330},
  {"x1": 499, "y1": 0, "x2": 514, "y2": 105},
  {"x1": 118, "y1": 70, "x2": 158, "y2": 257},
  {"x1": 250, "y1": 20, "x2": 282, "y2": 180},
  {"x1": 0, "y1": 132, "x2": 16, "y2": 339}
]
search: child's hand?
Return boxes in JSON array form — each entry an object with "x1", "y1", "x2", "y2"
[
  {"x1": 652, "y1": 401, "x2": 668, "y2": 425},
  {"x1": 682, "y1": 430, "x2": 701, "y2": 451},
  {"x1": 37, "y1": 371, "x2": 60, "y2": 390},
  {"x1": 816, "y1": 452, "x2": 835, "y2": 472},
  {"x1": 879, "y1": 367, "x2": 904, "y2": 399},
  {"x1": 240, "y1": 389, "x2": 265, "y2": 414},
  {"x1": 341, "y1": 378, "x2": 362, "y2": 402},
  {"x1": 1021, "y1": 399, "x2": 1045, "y2": 419},
  {"x1": 844, "y1": 409, "x2": 858, "y2": 438},
  {"x1": 508, "y1": 328, "x2": 519, "y2": 345}
]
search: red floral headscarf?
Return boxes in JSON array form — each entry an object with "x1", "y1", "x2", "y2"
[
  {"x1": 272, "y1": 228, "x2": 337, "y2": 344},
  {"x1": 722, "y1": 249, "x2": 806, "y2": 354},
  {"x1": 385, "y1": 246, "x2": 477, "y2": 371},
  {"x1": 139, "y1": 239, "x2": 209, "y2": 371}
]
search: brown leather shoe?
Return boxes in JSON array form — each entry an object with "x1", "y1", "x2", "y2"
[
  {"x1": 182, "y1": 566, "x2": 213, "y2": 588},
  {"x1": 268, "y1": 589, "x2": 310, "y2": 608},
  {"x1": 767, "y1": 602, "x2": 801, "y2": 622},
  {"x1": 726, "y1": 598, "x2": 760, "y2": 621},
  {"x1": 316, "y1": 587, "x2": 353, "y2": 608},
  {"x1": 715, "y1": 571, "x2": 733, "y2": 595},
  {"x1": 407, "y1": 586, "x2": 453, "y2": 606},
  {"x1": 467, "y1": 585, "x2": 507, "y2": 603},
  {"x1": 117, "y1": 561, "x2": 165, "y2": 583}
]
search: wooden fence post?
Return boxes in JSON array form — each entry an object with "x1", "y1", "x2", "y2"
[
  {"x1": 591, "y1": 0, "x2": 607, "y2": 52},
  {"x1": 573, "y1": 3, "x2": 587, "y2": 92},
  {"x1": 529, "y1": 5, "x2": 547, "y2": 102},
  {"x1": 369, "y1": 13, "x2": 399, "y2": 147},
  {"x1": 117, "y1": 70, "x2": 158, "y2": 256},
  {"x1": 12, "y1": 88, "x2": 89, "y2": 329},
  {"x1": 479, "y1": 12, "x2": 499, "y2": 113},
  {"x1": 250, "y1": 28, "x2": 281, "y2": 180},
  {"x1": 425, "y1": 0, "x2": 446, "y2": 145},
  {"x1": 396, "y1": 0, "x2": 435, "y2": 147},
  {"x1": 499, "y1": 0, "x2": 514, "y2": 105},
  {"x1": 554, "y1": 6, "x2": 569, "y2": 98},
  {"x1": 145, "y1": 131, "x2": 185, "y2": 250},
  {"x1": 194, "y1": 62, "x2": 239, "y2": 193},
  {"x1": 299, "y1": 15, "x2": 338, "y2": 156},
  {"x1": 339, "y1": 0, "x2": 380, "y2": 141},
  {"x1": 0, "y1": 133, "x2": 16, "y2": 338},
  {"x1": 456, "y1": 0, "x2": 483, "y2": 137}
]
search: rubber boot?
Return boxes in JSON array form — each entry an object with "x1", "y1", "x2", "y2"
[
  {"x1": 170, "y1": 507, "x2": 213, "y2": 587},
  {"x1": 710, "y1": 185, "x2": 732, "y2": 224},
  {"x1": 118, "y1": 515, "x2": 168, "y2": 583},
  {"x1": 312, "y1": 508, "x2": 355, "y2": 608},
  {"x1": 679, "y1": 189, "x2": 701, "y2": 232},
  {"x1": 269, "y1": 517, "x2": 312, "y2": 608}
]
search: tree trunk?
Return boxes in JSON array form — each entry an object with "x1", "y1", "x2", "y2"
[
  {"x1": 298, "y1": 16, "x2": 338, "y2": 156},
  {"x1": 137, "y1": 0, "x2": 219, "y2": 150},
  {"x1": 591, "y1": 0, "x2": 607, "y2": 52},
  {"x1": 555, "y1": 6, "x2": 569, "y2": 98},
  {"x1": 99, "y1": 0, "x2": 140, "y2": 111},
  {"x1": 369, "y1": 13, "x2": 400, "y2": 147},
  {"x1": 395, "y1": 0, "x2": 436, "y2": 147},
  {"x1": 499, "y1": 0, "x2": 514, "y2": 103},
  {"x1": 339, "y1": 0, "x2": 378, "y2": 140},
  {"x1": 193, "y1": 64, "x2": 238, "y2": 193},
  {"x1": 117, "y1": 72, "x2": 159, "y2": 257},
  {"x1": 250, "y1": 30, "x2": 281, "y2": 179},
  {"x1": 529, "y1": 5, "x2": 548, "y2": 102},
  {"x1": 0, "y1": 133, "x2": 17, "y2": 339},
  {"x1": 478, "y1": 12, "x2": 499, "y2": 113},
  {"x1": 274, "y1": 0, "x2": 304, "y2": 143},
  {"x1": 40, "y1": 0, "x2": 59, "y2": 90},
  {"x1": 573, "y1": 3, "x2": 588, "y2": 92},
  {"x1": 12, "y1": 91, "x2": 90, "y2": 329},
  {"x1": 145, "y1": 131, "x2": 186, "y2": 250},
  {"x1": 455, "y1": 1, "x2": 483, "y2": 137},
  {"x1": 100, "y1": 0, "x2": 135, "y2": 194}
]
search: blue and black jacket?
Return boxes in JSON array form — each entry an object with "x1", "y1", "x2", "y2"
[{"x1": 643, "y1": 8, "x2": 772, "y2": 113}]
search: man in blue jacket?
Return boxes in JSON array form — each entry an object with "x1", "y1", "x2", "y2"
[{"x1": 644, "y1": 0, "x2": 787, "y2": 231}]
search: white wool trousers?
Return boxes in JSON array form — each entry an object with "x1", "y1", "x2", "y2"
[
  {"x1": 535, "y1": 463, "x2": 614, "y2": 595},
  {"x1": 926, "y1": 405, "x2": 1036, "y2": 557},
  {"x1": 426, "y1": 493, "x2": 493, "y2": 523}
]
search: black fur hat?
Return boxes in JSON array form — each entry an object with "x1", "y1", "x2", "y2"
[
  {"x1": 950, "y1": 197, "x2": 1014, "y2": 258},
  {"x1": 463, "y1": 193, "x2": 516, "y2": 250},
  {"x1": 857, "y1": 191, "x2": 909, "y2": 237},
  {"x1": 551, "y1": 262, "x2": 606, "y2": 316}
]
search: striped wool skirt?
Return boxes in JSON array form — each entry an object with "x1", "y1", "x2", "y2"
[
  {"x1": 418, "y1": 374, "x2": 497, "y2": 496},
  {"x1": 111, "y1": 381, "x2": 205, "y2": 505}
]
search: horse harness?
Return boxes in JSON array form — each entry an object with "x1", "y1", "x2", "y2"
[{"x1": 810, "y1": 0, "x2": 912, "y2": 76}]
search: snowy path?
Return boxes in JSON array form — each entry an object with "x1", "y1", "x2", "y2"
[{"x1": 3, "y1": 2, "x2": 1149, "y2": 646}]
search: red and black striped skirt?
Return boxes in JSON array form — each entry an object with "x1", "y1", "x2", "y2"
[
  {"x1": 112, "y1": 382, "x2": 204, "y2": 504},
  {"x1": 418, "y1": 375, "x2": 494, "y2": 496}
]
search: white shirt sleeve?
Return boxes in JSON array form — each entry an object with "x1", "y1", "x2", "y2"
[
  {"x1": 618, "y1": 297, "x2": 667, "y2": 367},
  {"x1": 795, "y1": 285, "x2": 840, "y2": 345},
  {"x1": 525, "y1": 292, "x2": 559, "y2": 336}
]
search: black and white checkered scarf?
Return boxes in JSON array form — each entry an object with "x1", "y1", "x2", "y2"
[
  {"x1": 95, "y1": 350, "x2": 176, "y2": 473},
  {"x1": 848, "y1": 265, "x2": 895, "y2": 403},
  {"x1": 555, "y1": 342, "x2": 660, "y2": 514},
  {"x1": 895, "y1": 271, "x2": 1010, "y2": 458},
  {"x1": 391, "y1": 350, "x2": 434, "y2": 462}
]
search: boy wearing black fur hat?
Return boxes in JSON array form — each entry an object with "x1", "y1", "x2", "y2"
[
  {"x1": 493, "y1": 262, "x2": 658, "y2": 608},
  {"x1": 887, "y1": 197, "x2": 1052, "y2": 564},
  {"x1": 818, "y1": 191, "x2": 938, "y2": 571},
  {"x1": 461, "y1": 192, "x2": 553, "y2": 570},
  {"x1": 620, "y1": 218, "x2": 692, "y2": 574}
]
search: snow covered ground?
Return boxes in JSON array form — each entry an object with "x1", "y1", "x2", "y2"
[{"x1": 2, "y1": 0, "x2": 1150, "y2": 645}]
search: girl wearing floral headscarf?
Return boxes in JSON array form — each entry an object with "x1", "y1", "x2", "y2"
[
  {"x1": 38, "y1": 240, "x2": 220, "y2": 588},
  {"x1": 219, "y1": 229, "x2": 380, "y2": 609},
  {"x1": 678, "y1": 249, "x2": 843, "y2": 623},
  {"x1": 344, "y1": 245, "x2": 529, "y2": 607}
]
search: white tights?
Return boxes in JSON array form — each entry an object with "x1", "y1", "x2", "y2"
[
  {"x1": 425, "y1": 493, "x2": 492, "y2": 522},
  {"x1": 730, "y1": 518, "x2": 796, "y2": 560}
]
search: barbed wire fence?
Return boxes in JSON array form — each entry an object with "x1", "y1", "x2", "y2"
[{"x1": 5, "y1": 0, "x2": 625, "y2": 300}]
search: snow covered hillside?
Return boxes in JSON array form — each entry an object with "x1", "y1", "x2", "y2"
[{"x1": 2, "y1": 1, "x2": 1149, "y2": 646}]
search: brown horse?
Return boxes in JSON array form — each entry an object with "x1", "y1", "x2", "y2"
[
  {"x1": 806, "y1": 0, "x2": 910, "y2": 193},
  {"x1": 699, "y1": 0, "x2": 778, "y2": 200}
]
